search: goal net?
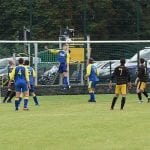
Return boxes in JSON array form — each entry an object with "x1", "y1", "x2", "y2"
[{"x1": 0, "y1": 40, "x2": 150, "y2": 86}]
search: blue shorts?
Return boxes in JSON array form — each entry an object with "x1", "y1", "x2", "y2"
[
  {"x1": 88, "y1": 81, "x2": 98, "y2": 89},
  {"x1": 15, "y1": 81, "x2": 28, "y2": 92},
  {"x1": 29, "y1": 85, "x2": 35, "y2": 93},
  {"x1": 58, "y1": 63, "x2": 67, "y2": 73}
]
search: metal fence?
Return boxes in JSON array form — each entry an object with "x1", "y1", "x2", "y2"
[{"x1": 0, "y1": 40, "x2": 150, "y2": 86}]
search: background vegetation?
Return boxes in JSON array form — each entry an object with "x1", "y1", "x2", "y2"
[{"x1": 0, "y1": 0, "x2": 150, "y2": 57}]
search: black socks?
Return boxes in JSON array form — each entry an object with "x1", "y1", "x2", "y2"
[
  {"x1": 137, "y1": 93, "x2": 142, "y2": 101},
  {"x1": 121, "y1": 97, "x2": 126, "y2": 110},
  {"x1": 111, "y1": 97, "x2": 117, "y2": 110}
]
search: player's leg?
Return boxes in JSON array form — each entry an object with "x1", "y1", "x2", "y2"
[
  {"x1": 18, "y1": 92, "x2": 23, "y2": 106},
  {"x1": 32, "y1": 92, "x2": 39, "y2": 105},
  {"x1": 30, "y1": 85, "x2": 39, "y2": 105},
  {"x1": 136, "y1": 82, "x2": 143, "y2": 103},
  {"x1": 15, "y1": 92, "x2": 21, "y2": 111},
  {"x1": 91, "y1": 81, "x2": 97, "y2": 102},
  {"x1": 110, "y1": 85, "x2": 119, "y2": 110},
  {"x1": 63, "y1": 72, "x2": 69, "y2": 89},
  {"x1": 141, "y1": 83, "x2": 150, "y2": 102},
  {"x1": 58, "y1": 64, "x2": 65, "y2": 89},
  {"x1": 3, "y1": 89, "x2": 11, "y2": 103},
  {"x1": 22, "y1": 83, "x2": 29, "y2": 110},
  {"x1": 23, "y1": 91, "x2": 29, "y2": 110},
  {"x1": 120, "y1": 84, "x2": 127, "y2": 110},
  {"x1": 88, "y1": 81, "x2": 92, "y2": 102},
  {"x1": 14, "y1": 82, "x2": 22, "y2": 110},
  {"x1": 7, "y1": 91, "x2": 15, "y2": 103},
  {"x1": 62, "y1": 63, "x2": 70, "y2": 89},
  {"x1": 88, "y1": 81, "x2": 96, "y2": 102},
  {"x1": 6, "y1": 83, "x2": 15, "y2": 103}
]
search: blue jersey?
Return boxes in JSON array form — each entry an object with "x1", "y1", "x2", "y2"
[
  {"x1": 26, "y1": 66, "x2": 36, "y2": 85},
  {"x1": 57, "y1": 50, "x2": 67, "y2": 63},
  {"x1": 13, "y1": 66, "x2": 28, "y2": 83},
  {"x1": 10, "y1": 65, "x2": 29, "y2": 92},
  {"x1": 86, "y1": 64, "x2": 99, "y2": 82}
]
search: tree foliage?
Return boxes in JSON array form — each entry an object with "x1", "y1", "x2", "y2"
[{"x1": 0, "y1": 0, "x2": 150, "y2": 57}]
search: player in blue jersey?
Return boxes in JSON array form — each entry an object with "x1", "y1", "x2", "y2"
[
  {"x1": 45, "y1": 43, "x2": 70, "y2": 89},
  {"x1": 9, "y1": 58, "x2": 30, "y2": 111},
  {"x1": 18, "y1": 60, "x2": 39, "y2": 105},
  {"x1": 85, "y1": 58, "x2": 99, "y2": 102}
]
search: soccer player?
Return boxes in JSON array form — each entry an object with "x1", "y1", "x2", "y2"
[
  {"x1": 135, "y1": 58, "x2": 150, "y2": 103},
  {"x1": 9, "y1": 58, "x2": 30, "y2": 111},
  {"x1": 85, "y1": 58, "x2": 99, "y2": 102},
  {"x1": 109, "y1": 59, "x2": 131, "y2": 110},
  {"x1": 19, "y1": 60, "x2": 39, "y2": 105},
  {"x1": 3, "y1": 60, "x2": 15, "y2": 103},
  {"x1": 45, "y1": 43, "x2": 70, "y2": 90}
]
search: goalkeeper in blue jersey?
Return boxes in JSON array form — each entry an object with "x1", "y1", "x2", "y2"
[
  {"x1": 18, "y1": 60, "x2": 39, "y2": 106},
  {"x1": 85, "y1": 58, "x2": 99, "y2": 102},
  {"x1": 9, "y1": 58, "x2": 30, "y2": 111},
  {"x1": 45, "y1": 43, "x2": 70, "y2": 90}
]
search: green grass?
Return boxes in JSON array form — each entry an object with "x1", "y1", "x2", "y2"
[{"x1": 0, "y1": 94, "x2": 150, "y2": 150}]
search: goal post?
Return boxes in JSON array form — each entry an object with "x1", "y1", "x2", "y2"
[{"x1": 0, "y1": 40, "x2": 150, "y2": 86}]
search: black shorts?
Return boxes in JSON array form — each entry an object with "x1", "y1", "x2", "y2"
[{"x1": 8, "y1": 82, "x2": 15, "y2": 91}]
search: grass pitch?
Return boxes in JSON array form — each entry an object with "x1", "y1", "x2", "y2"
[{"x1": 0, "y1": 94, "x2": 150, "y2": 150}]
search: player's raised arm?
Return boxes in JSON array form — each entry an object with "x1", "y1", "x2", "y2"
[
  {"x1": 49, "y1": 49, "x2": 60, "y2": 54},
  {"x1": 44, "y1": 46, "x2": 60, "y2": 54}
]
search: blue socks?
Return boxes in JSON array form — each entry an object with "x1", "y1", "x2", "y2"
[
  {"x1": 63, "y1": 76, "x2": 68, "y2": 88},
  {"x1": 15, "y1": 100, "x2": 19, "y2": 111},
  {"x1": 24, "y1": 99, "x2": 28, "y2": 109},
  {"x1": 89, "y1": 93, "x2": 95, "y2": 102}
]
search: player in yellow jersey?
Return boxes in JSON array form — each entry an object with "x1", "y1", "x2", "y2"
[
  {"x1": 85, "y1": 58, "x2": 99, "y2": 102},
  {"x1": 18, "y1": 60, "x2": 39, "y2": 106},
  {"x1": 9, "y1": 58, "x2": 30, "y2": 111}
]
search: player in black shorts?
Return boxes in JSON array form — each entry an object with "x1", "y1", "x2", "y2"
[
  {"x1": 109, "y1": 59, "x2": 131, "y2": 110},
  {"x1": 135, "y1": 58, "x2": 150, "y2": 103},
  {"x1": 3, "y1": 60, "x2": 16, "y2": 103}
]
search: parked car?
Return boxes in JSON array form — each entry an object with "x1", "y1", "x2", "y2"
[
  {"x1": 95, "y1": 47, "x2": 150, "y2": 82},
  {"x1": 0, "y1": 57, "x2": 41, "y2": 76}
]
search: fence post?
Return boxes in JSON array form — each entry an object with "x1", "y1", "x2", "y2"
[
  {"x1": 137, "y1": 49, "x2": 140, "y2": 69},
  {"x1": 28, "y1": 43, "x2": 31, "y2": 64},
  {"x1": 13, "y1": 53, "x2": 16, "y2": 65},
  {"x1": 87, "y1": 35, "x2": 91, "y2": 63},
  {"x1": 109, "y1": 61, "x2": 112, "y2": 78},
  {"x1": 34, "y1": 43, "x2": 38, "y2": 86},
  {"x1": 67, "y1": 62, "x2": 70, "y2": 85},
  {"x1": 81, "y1": 63, "x2": 84, "y2": 85},
  {"x1": 58, "y1": 39, "x2": 63, "y2": 85}
]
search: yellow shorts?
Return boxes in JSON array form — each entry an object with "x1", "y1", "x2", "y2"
[
  {"x1": 115, "y1": 84, "x2": 127, "y2": 95},
  {"x1": 137, "y1": 82, "x2": 146, "y2": 91}
]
